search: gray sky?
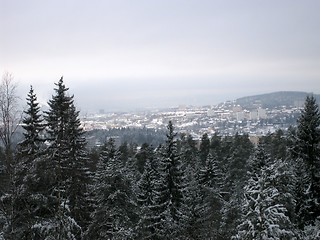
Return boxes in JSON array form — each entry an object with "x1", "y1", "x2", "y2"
[{"x1": 1, "y1": 0, "x2": 320, "y2": 112}]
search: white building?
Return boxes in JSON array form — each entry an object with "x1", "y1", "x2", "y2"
[
  {"x1": 237, "y1": 111, "x2": 245, "y2": 121},
  {"x1": 258, "y1": 108, "x2": 267, "y2": 119},
  {"x1": 250, "y1": 110, "x2": 258, "y2": 120}
]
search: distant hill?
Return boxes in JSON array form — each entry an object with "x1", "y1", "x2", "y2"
[{"x1": 235, "y1": 91, "x2": 320, "y2": 109}]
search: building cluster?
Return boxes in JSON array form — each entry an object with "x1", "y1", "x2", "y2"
[{"x1": 81, "y1": 101, "x2": 302, "y2": 141}]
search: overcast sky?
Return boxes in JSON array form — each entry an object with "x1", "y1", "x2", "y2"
[{"x1": 1, "y1": 0, "x2": 320, "y2": 112}]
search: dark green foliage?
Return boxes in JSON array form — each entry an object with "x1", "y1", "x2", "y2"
[
  {"x1": 247, "y1": 145, "x2": 271, "y2": 176},
  {"x1": 226, "y1": 133, "x2": 253, "y2": 189},
  {"x1": 198, "y1": 153, "x2": 224, "y2": 239},
  {"x1": 19, "y1": 86, "x2": 45, "y2": 159},
  {"x1": 210, "y1": 132, "x2": 222, "y2": 157},
  {"x1": 135, "y1": 158, "x2": 159, "y2": 239},
  {"x1": 180, "y1": 134, "x2": 198, "y2": 168},
  {"x1": 11, "y1": 86, "x2": 46, "y2": 238},
  {"x1": 87, "y1": 139, "x2": 137, "y2": 239},
  {"x1": 221, "y1": 133, "x2": 253, "y2": 238},
  {"x1": 182, "y1": 165, "x2": 206, "y2": 240},
  {"x1": 42, "y1": 77, "x2": 90, "y2": 238},
  {"x1": 151, "y1": 121, "x2": 186, "y2": 238},
  {"x1": 259, "y1": 129, "x2": 287, "y2": 161},
  {"x1": 293, "y1": 95, "x2": 320, "y2": 228},
  {"x1": 199, "y1": 133, "x2": 210, "y2": 166},
  {"x1": 135, "y1": 143, "x2": 155, "y2": 174}
]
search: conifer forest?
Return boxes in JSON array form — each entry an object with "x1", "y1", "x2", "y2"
[{"x1": 0, "y1": 76, "x2": 320, "y2": 239}]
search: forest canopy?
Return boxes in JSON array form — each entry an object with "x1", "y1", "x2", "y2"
[{"x1": 0, "y1": 76, "x2": 319, "y2": 239}]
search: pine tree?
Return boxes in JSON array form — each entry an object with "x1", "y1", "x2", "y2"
[
  {"x1": 221, "y1": 133, "x2": 253, "y2": 239},
  {"x1": 135, "y1": 158, "x2": 159, "y2": 239},
  {"x1": 247, "y1": 144, "x2": 271, "y2": 177},
  {"x1": 87, "y1": 138, "x2": 137, "y2": 239},
  {"x1": 302, "y1": 217, "x2": 320, "y2": 239},
  {"x1": 12, "y1": 86, "x2": 45, "y2": 238},
  {"x1": 294, "y1": 95, "x2": 320, "y2": 228},
  {"x1": 181, "y1": 165, "x2": 206, "y2": 240},
  {"x1": 259, "y1": 129, "x2": 287, "y2": 161},
  {"x1": 234, "y1": 162, "x2": 294, "y2": 240},
  {"x1": 135, "y1": 142, "x2": 155, "y2": 174},
  {"x1": 199, "y1": 133, "x2": 210, "y2": 166},
  {"x1": 43, "y1": 77, "x2": 87, "y2": 239},
  {"x1": 153, "y1": 121, "x2": 186, "y2": 238},
  {"x1": 19, "y1": 86, "x2": 45, "y2": 160},
  {"x1": 198, "y1": 153, "x2": 224, "y2": 239},
  {"x1": 179, "y1": 134, "x2": 198, "y2": 169},
  {"x1": 64, "y1": 104, "x2": 91, "y2": 236}
]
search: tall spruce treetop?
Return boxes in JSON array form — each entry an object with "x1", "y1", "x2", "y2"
[
  {"x1": 19, "y1": 85, "x2": 44, "y2": 158},
  {"x1": 12, "y1": 86, "x2": 45, "y2": 239},
  {"x1": 295, "y1": 95, "x2": 320, "y2": 227},
  {"x1": 45, "y1": 77, "x2": 74, "y2": 143},
  {"x1": 44, "y1": 77, "x2": 89, "y2": 239},
  {"x1": 153, "y1": 121, "x2": 186, "y2": 238},
  {"x1": 296, "y1": 95, "x2": 320, "y2": 169},
  {"x1": 200, "y1": 133, "x2": 210, "y2": 166},
  {"x1": 165, "y1": 120, "x2": 177, "y2": 160}
]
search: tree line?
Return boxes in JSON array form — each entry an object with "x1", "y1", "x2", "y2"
[{"x1": 0, "y1": 75, "x2": 319, "y2": 239}]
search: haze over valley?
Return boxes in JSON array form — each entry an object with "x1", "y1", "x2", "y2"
[{"x1": 1, "y1": 1, "x2": 320, "y2": 239}]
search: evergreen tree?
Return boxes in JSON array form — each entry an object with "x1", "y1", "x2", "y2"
[
  {"x1": 153, "y1": 121, "x2": 186, "y2": 238},
  {"x1": 247, "y1": 144, "x2": 271, "y2": 176},
  {"x1": 87, "y1": 139, "x2": 137, "y2": 239},
  {"x1": 12, "y1": 86, "x2": 45, "y2": 238},
  {"x1": 64, "y1": 104, "x2": 91, "y2": 236},
  {"x1": 136, "y1": 143, "x2": 155, "y2": 174},
  {"x1": 118, "y1": 141, "x2": 129, "y2": 165},
  {"x1": 234, "y1": 162, "x2": 294, "y2": 240},
  {"x1": 19, "y1": 86, "x2": 45, "y2": 159},
  {"x1": 221, "y1": 133, "x2": 253, "y2": 239},
  {"x1": 260, "y1": 129, "x2": 287, "y2": 161},
  {"x1": 198, "y1": 153, "x2": 224, "y2": 239},
  {"x1": 136, "y1": 158, "x2": 159, "y2": 239},
  {"x1": 293, "y1": 95, "x2": 320, "y2": 228},
  {"x1": 199, "y1": 133, "x2": 210, "y2": 166},
  {"x1": 179, "y1": 134, "x2": 198, "y2": 169},
  {"x1": 302, "y1": 217, "x2": 320, "y2": 240},
  {"x1": 181, "y1": 166, "x2": 207, "y2": 240},
  {"x1": 43, "y1": 77, "x2": 87, "y2": 239},
  {"x1": 210, "y1": 132, "x2": 223, "y2": 167}
]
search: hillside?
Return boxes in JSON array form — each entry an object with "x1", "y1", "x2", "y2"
[{"x1": 235, "y1": 91, "x2": 320, "y2": 109}]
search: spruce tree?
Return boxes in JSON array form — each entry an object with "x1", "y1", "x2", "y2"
[
  {"x1": 199, "y1": 133, "x2": 210, "y2": 166},
  {"x1": 64, "y1": 104, "x2": 91, "y2": 236},
  {"x1": 136, "y1": 143, "x2": 156, "y2": 174},
  {"x1": 44, "y1": 77, "x2": 87, "y2": 239},
  {"x1": 198, "y1": 153, "x2": 224, "y2": 239},
  {"x1": 19, "y1": 86, "x2": 45, "y2": 159},
  {"x1": 87, "y1": 138, "x2": 137, "y2": 239},
  {"x1": 136, "y1": 158, "x2": 159, "y2": 239},
  {"x1": 181, "y1": 165, "x2": 206, "y2": 240},
  {"x1": 45, "y1": 77, "x2": 74, "y2": 221},
  {"x1": 179, "y1": 134, "x2": 198, "y2": 168},
  {"x1": 221, "y1": 133, "x2": 253, "y2": 239},
  {"x1": 234, "y1": 162, "x2": 294, "y2": 239},
  {"x1": 289, "y1": 95, "x2": 320, "y2": 230},
  {"x1": 153, "y1": 121, "x2": 186, "y2": 238},
  {"x1": 13, "y1": 86, "x2": 45, "y2": 238}
]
